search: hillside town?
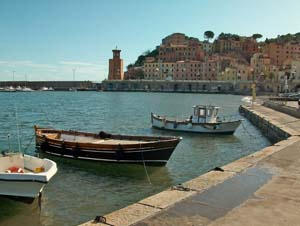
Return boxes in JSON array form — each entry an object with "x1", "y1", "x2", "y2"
[{"x1": 107, "y1": 32, "x2": 300, "y2": 93}]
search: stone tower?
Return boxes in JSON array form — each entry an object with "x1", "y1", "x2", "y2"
[{"x1": 108, "y1": 48, "x2": 124, "y2": 80}]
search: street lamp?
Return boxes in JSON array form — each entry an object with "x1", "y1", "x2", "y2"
[
  {"x1": 284, "y1": 74, "x2": 289, "y2": 94},
  {"x1": 155, "y1": 67, "x2": 159, "y2": 80},
  {"x1": 250, "y1": 68, "x2": 256, "y2": 108},
  {"x1": 183, "y1": 67, "x2": 186, "y2": 80}
]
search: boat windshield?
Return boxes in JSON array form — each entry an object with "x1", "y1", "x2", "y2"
[{"x1": 214, "y1": 109, "x2": 219, "y2": 117}]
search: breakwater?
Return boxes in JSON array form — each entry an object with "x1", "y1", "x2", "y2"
[{"x1": 0, "y1": 81, "x2": 100, "y2": 91}]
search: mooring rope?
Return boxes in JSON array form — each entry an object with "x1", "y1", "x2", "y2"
[
  {"x1": 40, "y1": 104, "x2": 54, "y2": 128},
  {"x1": 241, "y1": 120, "x2": 257, "y2": 139},
  {"x1": 22, "y1": 134, "x2": 35, "y2": 153},
  {"x1": 140, "y1": 141, "x2": 152, "y2": 185}
]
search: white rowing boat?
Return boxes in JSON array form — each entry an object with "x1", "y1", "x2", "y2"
[{"x1": 0, "y1": 153, "x2": 57, "y2": 198}]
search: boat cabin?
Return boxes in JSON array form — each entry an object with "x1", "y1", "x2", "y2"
[{"x1": 191, "y1": 105, "x2": 220, "y2": 123}]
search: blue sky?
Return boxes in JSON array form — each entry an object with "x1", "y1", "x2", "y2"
[{"x1": 0, "y1": 0, "x2": 299, "y2": 82}]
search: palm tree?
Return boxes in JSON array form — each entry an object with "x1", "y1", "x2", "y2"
[{"x1": 204, "y1": 31, "x2": 214, "y2": 42}]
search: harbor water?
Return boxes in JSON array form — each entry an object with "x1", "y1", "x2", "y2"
[{"x1": 0, "y1": 92, "x2": 270, "y2": 226}]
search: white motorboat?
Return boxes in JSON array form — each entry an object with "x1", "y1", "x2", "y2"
[
  {"x1": 16, "y1": 86, "x2": 23, "y2": 92},
  {"x1": 39, "y1": 87, "x2": 54, "y2": 91},
  {"x1": 21, "y1": 87, "x2": 34, "y2": 92},
  {"x1": 151, "y1": 105, "x2": 242, "y2": 134},
  {"x1": 0, "y1": 153, "x2": 57, "y2": 198},
  {"x1": 2, "y1": 86, "x2": 16, "y2": 92}
]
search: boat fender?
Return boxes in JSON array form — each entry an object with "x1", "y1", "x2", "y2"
[
  {"x1": 40, "y1": 140, "x2": 49, "y2": 151},
  {"x1": 72, "y1": 144, "x2": 80, "y2": 158},
  {"x1": 61, "y1": 142, "x2": 66, "y2": 156},
  {"x1": 116, "y1": 144, "x2": 124, "y2": 161},
  {"x1": 5, "y1": 167, "x2": 24, "y2": 174},
  {"x1": 99, "y1": 131, "x2": 112, "y2": 139}
]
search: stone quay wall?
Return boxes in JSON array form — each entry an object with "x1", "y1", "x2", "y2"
[
  {"x1": 101, "y1": 80, "x2": 291, "y2": 95},
  {"x1": 239, "y1": 105, "x2": 290, "y2": 143},
  {"x1": 102, "y1": 80, "x2": 236, "y2": 93}
]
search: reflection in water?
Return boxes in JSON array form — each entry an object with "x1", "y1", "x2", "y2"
[
  {"x1": 0, "y1": 197, "x2": 41, "y2": 226},
  {"x1": 0, "y1": 92, "x2": 270, "y2": 226},
  {"x1": 39, "y1": 153, "x2": 173, "y2": 184}
]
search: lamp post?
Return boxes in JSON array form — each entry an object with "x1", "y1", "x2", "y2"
[
  {"x1": 12, "y1": 71, "x2": 15, "y2": 87},
  {"x1": 251, "y1": 68, "x2": 256, "y2": 108},
  {"x1": 155, "y1": 67, "x2": 159, "y2": 80}
]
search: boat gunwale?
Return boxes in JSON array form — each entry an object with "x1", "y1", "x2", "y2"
[{"x1": 35, "y1": 127, "x2": 182, "y2": 150}]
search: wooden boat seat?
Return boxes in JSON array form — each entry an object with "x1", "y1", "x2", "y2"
[
  {"x1": 46, "y1": 133, "x2": 61, "y2": 140},
  {"x1": 59, "y1": 134, "x2": 149, "y2": 145}
]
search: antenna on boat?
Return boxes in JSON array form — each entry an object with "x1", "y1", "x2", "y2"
[
  {"x1": 14, "y1": 105, "x2": 22, "y2": 153},
  {"x1": 7, "y1": 134, "x2": 11, "y2": 151}
]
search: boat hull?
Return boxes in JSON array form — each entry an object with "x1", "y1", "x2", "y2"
[
  {"x1": 37, "y1": 144, "x2": 176, "y2": 166},
  {"x1": 35, "y1": 128, "x2": 181, "y2": 166},
  {"x1": 0, "y1": 154, "x2": 57, "y2": 198},
  {"x1": 0, "y1": 180, "x2": 45, "y2": 198},
  {"x1": 151, "y1": 114, "x2": 242, "y2": 134}
]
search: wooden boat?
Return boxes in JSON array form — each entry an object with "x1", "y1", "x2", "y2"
[
  {"x1": 0, "y1": 152, "x2": 57, "y2": 198},
  {"x1": 35, "y1": 126, "x2": 182, "y2": 166},
  {"x1": 151, "y1": 105, "x2": 242, "y2": 134}
]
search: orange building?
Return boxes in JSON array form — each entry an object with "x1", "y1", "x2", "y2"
[
  {"x1": 108, "y1": 49, "x2": 124, "y2": 80},
  {"x1": 263, "y1": 42, "x2": 300, "y2": 66},
  {"x1": 213, "y1": 37, "x2": 258, "y2": 61},
  {"x1": 158, "y1": 33, "x2": 204, "y2": 62}
]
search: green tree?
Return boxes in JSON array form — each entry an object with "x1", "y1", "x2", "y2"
[
  {"x1": 218, "y1": 33, "x2": 240, "y2": 41},
  {"x1": 204, "y1": 31, "x2": 214, "y2": 42},
  {"x1": 252, "y1": 33, "x2": 263, "y2": 40},
  {"x1": 126, "y1": 64, "x2": 134, "y2": 70},
  {"x1": 134, "y1": 49, "x2": 159, "y2": 66}
]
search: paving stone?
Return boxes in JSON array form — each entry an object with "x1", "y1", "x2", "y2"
[
  {"x1": 182, "y1": 171, "x2": 235, "y2": 191},
  {"x1": 138, "y1": 189, "x2": 196, "y2": 209}
]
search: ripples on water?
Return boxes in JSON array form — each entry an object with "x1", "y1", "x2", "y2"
[{"x1": 0, "y1": 92, "x2": 270, "y2": 226}]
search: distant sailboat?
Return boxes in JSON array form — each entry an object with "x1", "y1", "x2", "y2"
[
  {"x1": 4, "y1": 86, "x2": 16, "y2": 92},
  {"x1": 21, "y1": 74, "x2": 34, "y2": 92}
]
